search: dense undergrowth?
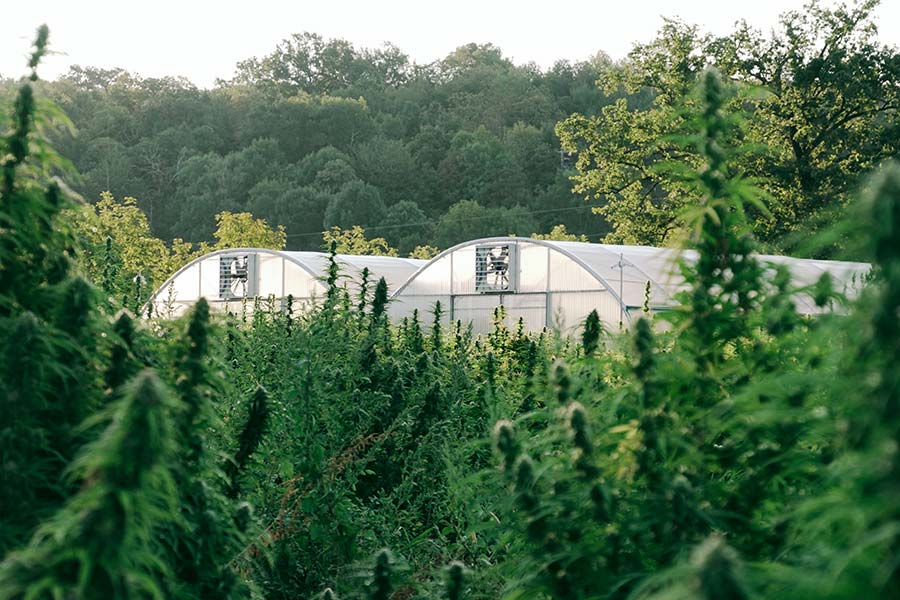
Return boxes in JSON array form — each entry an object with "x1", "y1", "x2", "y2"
[{"x1": 2, "y1": 28, "x2": 900, "y2": 600}]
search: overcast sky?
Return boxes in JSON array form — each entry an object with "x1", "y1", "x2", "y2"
[{"x1": 3, "y1": 0, "x2": 899, "y2": 88}]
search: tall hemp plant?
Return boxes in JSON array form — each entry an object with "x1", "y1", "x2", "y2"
[
  {"x1": 0, "y1": 25, "x2": 169, "y2": 596},
  {"x1": 163, "y1": 297, "x2": 267, "y2": 598},
  {"x1": 0, "y1": 28, "x2": 269, "y2": 598},
  {"x1": 777, "y1": 165, "x2": 900, "y2": 599},
  {"x1": 0, "y1": 371, "x2": 180, "y2": 598},
  {"x1": 0, "y1": 25, "x2": 101, "y2": 554},
  {"x1": 487, "y1": 69, "x2": 814, "y2": 599}
]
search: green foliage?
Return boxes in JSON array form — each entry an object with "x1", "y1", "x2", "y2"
[
  {"x1": 478, "y1": 68, "x2": 896, "y2": 600},
  {"x1": 0, "y1": 370, "x2": 179, "y2": 599},
  {"x1": 29, "y1": 3, "x2": 892, "y2": 255},
  {"x1": 432, "y1": 199, "x2": 537, "y2": 249},
  {"x1": 0, "y1": 35, "x2": 266, "y2": 599},
  {"x1": 7, "y1": 16, "x2": 900, "y2": 600},
  {"x1": 445, "y1": 561, "x2": 465, "y2": 600},
  {"x1": 322, "y1": 225, "x2": 399, "y2": 256},
  {"x1": 66, "y1": 194, "x2": 283, "y2": 311},
  {"x1": 370, "y1": 277, "x2": 389, "y2": 324},
  {"x1": 531, "y1": 223, "x2": 589, "y2": 242},
  {"x1": 367, "y1": 549, "x2": 393, "y2": 600},
  {"x1": 207, "y1": 210, "x2": 287, "y2": 250},
  {"x1": 0, "y1": 26, "x2": 97, "y2": 553},
  {"x1": 40, "y1": 29, "x2": 618, "y2": 251},
  {"x1": 409, "y1": 244, "x2": 440, "y2": 259},
  {"x1": 781, "y1": 163, "x2": 900, "y2": 598},
  {"x1": 558, "y1": 0, "x2": 899, "y2": 251},
  {"x1": 105, "y1": 311, "x2": 139, "y2": 392},
  {"x1": 323, "y1": 180, "x2": 387, "y2": 230},
  {"x1": 67, "y1": 192, "x2": 180, "y2": 294},
  {"x1": 165, "y1": 299, "x2": 264, "y2": 598},
  {"x1": 380, "y1": 200, "x2": 431, "y2": 254},
  {"x1": 581, "y1": 309, "x2": 602, "y2": 355},
  {"x1": 693, "y1": 536, "x2": 750, "y2": 600},
  {"x1": 226, "y1": 386, "x2": 270, "y2": 498}
]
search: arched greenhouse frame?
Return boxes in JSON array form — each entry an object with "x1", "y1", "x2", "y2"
[
  {"x1": 146, "y1": 248, "x2": 424, "y2": 318},
  {"x1": 388, "y1": 237, "x2": 871, "y2": 333}
]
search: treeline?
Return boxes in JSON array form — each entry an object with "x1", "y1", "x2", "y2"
[
  {"x1": 11, "y1": 38, "x2": 616, "y2": 252},
  {"x1": 4, "y1": 1, "x2": 895, "y2": 258}
]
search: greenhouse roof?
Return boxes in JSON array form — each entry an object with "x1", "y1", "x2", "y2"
[
  {"x1": 392, "y1": 237, "x2": 871, "y2": 317},
  {"x1": 146, "y1": 248, "x2": 425, "y2": 318},
  {"x1": 278, "y1": 250, "x2": 426, "y2": 291},
  {"x1": 550, "y1": 240, "x2": 871, "y2": 313},
  {"x1": 147, "y1": 241, "x2": 870, "y2": 326}
]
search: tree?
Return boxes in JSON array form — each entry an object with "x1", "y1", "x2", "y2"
[
  {"x1": 296, "y1": 145, "x2": 357, "y2": 186},
  {"x1": 60, "y1": 65, "x2": 129, "y2": 91},
  {"x1": 379, "y1": 200, "x2": 431, "y2": 255},
  {"x1": 432, "y1": 200, "x2": 538, "y2": 248},
  {"x1": 232, "y1": 32, "x2": 359, "y2": 95},
  {"x1": 79, "y1": 136, "x2": 136, "y2": 202},
  {"x1": 324, "y1": 181, "x2": 387, "y2": 229},
  {"x1": 170, "y1": 140, "x2": 287, "y2": 243},
  {"x1": 247, "y1": 178, "x2": 291, "y2": 222},
  {"x1": 247, "y1": 179, "x2": 334, "y2": 249},
  {"x1": 409, "y1": 245, "x2": 440, "y2": 259},
  {"x1": 314, "y1": 159, "x2": 359, "y2": 193},
  {"x1": 540, "y1": 55, "x2": 616, "y2": 116},
  {"x1": 558, "y1": 1, "x2": 900, "y2": 251},
  {"x1": 309, "y1": 95, "x2": 377, "y2": 150},
  {"x1": 555, "y1": 18, "x2": 707, "y2": 246},
  {"x1": 531, "y1": 224, "x2": 589, "y2": 242},
  {"x1": 408, "y1": 125, "x2": 450, "y2": 171},
  {"x1": 322, "y1": 226, "x2": 398, "y2": 256},
  {"x1": 68, "y1": 192, "x2": 180, "y2": 297},
  {"x1": 718, "y1": 0, "x2": 900, "y2": 244},
  {"x1": 557, "y1": 95, "x2": 693, "y2": 245},
  {"x1": 222, "y1": 137, "x2": 286, "y2": 202},
  {"x1": 29, "y1": 25, "x2": 666, "y2": 254},
  {"x1": 208, "y1": 211, "x2": 286, "y2": 250},
  {"x1": 231, "y1": 32, "x2": 410, "y2": 96},
  {"x1": 277, "y1": 186, "x2": 335, "y2": 250},
  {"x1": 503, "y1": 122, "x2": 559, "y2": 191},
  {"x1": 531, "y1": 171, "x2": 605, "y2": 237},
  {"x1": 353, "y1": 137, "x2": 422, "y2": 206},
  {"x1": 438, "y1": 43, "x2": 512, "y2": 80},
  {"x1": 236, "y1": 93, "x2": 375, "y2": 160},
  {"x1": 437, "y1": 128, "x2": 529, "y2": 212},
  {"x1": 443, "y1": 66, "x2": 559, "y2": 132},
  {"x1": 172, "y1": 151, "x2": 234, "y2": 242}
]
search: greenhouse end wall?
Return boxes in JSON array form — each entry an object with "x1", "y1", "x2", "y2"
[
  {"x1": 387, "y1": 237, "x2": 871, "y2": 335},
  {"x1": 388, "y1": 238, "x2": 631, "y2": 335},
  {"x1": 147, "y1": 249, "x2": 423, "y2": 319}
]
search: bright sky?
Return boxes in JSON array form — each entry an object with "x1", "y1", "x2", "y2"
[{"x1": 3, "y1": 0, "x2": 899, "y2": 88}]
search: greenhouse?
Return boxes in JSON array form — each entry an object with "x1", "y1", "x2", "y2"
[
  {"x1": 388, "y1": 237, "x2": 871, "y2": 334},
  {"x1": 147, "y1": 248, "x2": 424, "y2": 318}
]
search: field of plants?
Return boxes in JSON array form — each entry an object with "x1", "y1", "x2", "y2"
[{"x1": 2, "y1": 17, "x2": 900, "y2": 600}]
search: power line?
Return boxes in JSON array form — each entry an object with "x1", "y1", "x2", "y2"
[{"x1": 283, "y1": 203, "x2": 601, "y2": 240}]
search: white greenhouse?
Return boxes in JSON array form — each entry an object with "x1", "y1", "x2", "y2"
[
  {"x1": 147, "y1": 239, "x2": 870, "y2": 332},
  {"x1": 147, "y1": 248, "x2": 424, "y2": 318},
  {"x1": 388, "y1": 237, "x2": 871, "y2": 334}
]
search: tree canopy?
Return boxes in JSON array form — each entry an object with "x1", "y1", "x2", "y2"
[
  {"x1": 8, "y1": 0, "x2": 892, "y2": 263},
  {"x1": 558, "y1": 0, "x2": 899, "y2": 253}
]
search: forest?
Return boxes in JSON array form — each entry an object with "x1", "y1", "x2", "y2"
[
  {"x1": 2, "y1": 0, "x2": 898, "y2": 268},
  {"x1": 2, "y1": 0, "x2": 900, "y2": 598}
]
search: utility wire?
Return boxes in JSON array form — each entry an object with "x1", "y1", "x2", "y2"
[{"x1": 283, "y1": 203, "x2": 601, "y2": 239}]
